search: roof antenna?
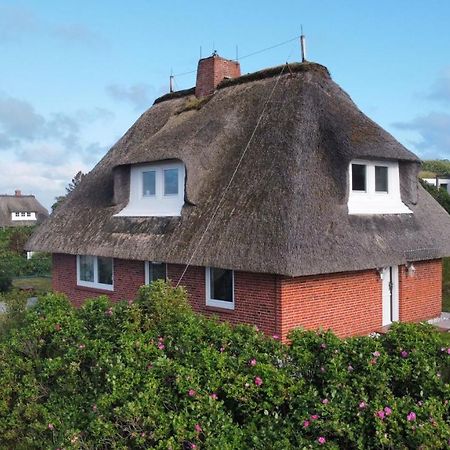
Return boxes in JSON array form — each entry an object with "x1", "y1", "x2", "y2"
[
  {"x1": 300, "y1": 25, "x2": 307, "y2": 62},
  {"x1": 236, "y1": 44, "x2": 239, "y2": 61},
  {"x1": 169, "y1": 68, "x2": 174, "y2": 93}
]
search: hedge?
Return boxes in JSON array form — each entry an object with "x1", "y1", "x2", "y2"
[{"x1": 0, "y1": 281, "x2": 449, "y2": 449}]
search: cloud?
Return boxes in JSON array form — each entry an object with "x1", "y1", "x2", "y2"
[
  {"x1": 393, "y1": 112, "x2": 450, "y2": 158},
  {"x1": 427, "y1": 69, "x2": 450, "y2": 104},
  {"x1": 0, "y1": 4, "x2": 104, "y2": 47},
  {"x1": 106, "y1": 83, "x2": 155, "y2": 111}
]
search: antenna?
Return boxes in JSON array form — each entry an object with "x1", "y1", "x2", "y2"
[
  {"x1": 300, "y1": 25, "x2": 307, "y2": 62},
  {"x1": 236, "y1": 44, "x2": 239, "y2": 61},
  {"x1": 169, "y1": 68, "x2": 174, "y2": 93}
]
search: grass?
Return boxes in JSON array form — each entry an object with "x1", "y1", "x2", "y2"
[{"x1": 12, "y1": 276, "x2": 52, "y2": 295}]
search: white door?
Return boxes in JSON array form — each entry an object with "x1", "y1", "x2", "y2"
[{"x1": 382, "y1": 266, "x2": 399, "y2": 326}]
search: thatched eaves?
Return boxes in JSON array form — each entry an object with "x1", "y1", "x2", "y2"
[{"x1": 0, "y1": 195, "x2": 49, "y2": 228}]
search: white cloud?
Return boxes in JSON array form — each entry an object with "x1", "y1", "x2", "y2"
[{"x1": 106, "y1": 83, "x2": 155, "y2": 111}]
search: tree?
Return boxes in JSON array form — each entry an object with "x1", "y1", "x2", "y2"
[
  {"x1": 51, "y1": 171, "x2": 85, "y2": 212},
  {"x1": 420, "y1": 178, "x2": 450, "y2": 214}
]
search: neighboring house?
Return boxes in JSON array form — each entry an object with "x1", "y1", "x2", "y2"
[
  {"x1": 27, "y1": 53, "x2": 450, "y2": 340},
  {"x1": 0, "y1": 190, "x2": 49, "y2": 229},
  {"x1": 422, "y1": 176, "x2": 450, "y2": 194}
]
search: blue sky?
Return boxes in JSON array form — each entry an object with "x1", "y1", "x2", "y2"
[{"x1": 1, "y1": 0, "x2": 450, "y2": 209}]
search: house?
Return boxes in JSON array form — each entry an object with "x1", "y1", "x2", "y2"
[
  {"x1": 27, "y1": 53, "x2": 450, "y2": 340},
  {"x1": 0, "y1": 190, "x2": 49, "y2": 229},
  {"x1": 422, "y1": 176, "x2": 450, "y2": 194}
]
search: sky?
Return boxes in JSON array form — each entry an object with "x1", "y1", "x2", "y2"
[{"x1": 1, "y1": 0, "x2": 450, "y2": 210}]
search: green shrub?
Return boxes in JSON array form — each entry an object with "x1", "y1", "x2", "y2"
[
  {"x1": 0, "y1": 282, "x2": 449, "y2": 449},
  {"x1": 0, "y1": 290, "x2": 28, "y2": 340}
]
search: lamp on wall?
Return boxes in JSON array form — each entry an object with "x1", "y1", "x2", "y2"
[
  {"x1": 377, "y1": 268, "x2": 384, "y2": 280},
  {"x1": 406, "y1": 262, "x2": 416, "y2": 277}
]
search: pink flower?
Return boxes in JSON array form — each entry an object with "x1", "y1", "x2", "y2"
[
  {"x1": 188, "y1": 389, "x2": 196, "y2": 397},
  {"x1": 401, "y1": 350, "x2": 409, "y2": 358},
  {"x1": 147, "y1": 363, "x2": 153, "y2": 370},
  {"x1": 54, "y1": 324, "x2": 61, "y2": 331},
  {"x1": 369, "y1": 358, "x2": 377, "y2": 365},
  {"x1": 249, "y1": 358, "x2": 257, "y2": 367},
  {"x1": 190, "y1": 444, "x2": 197, "y2": 449},
  {"x1": 407, "y1": 411, "x2": 416, "y2": 421},
  {"x1": 78, "y1": 344, "x2": 85, "y2": 350},
  {"x1": 359, "y1": 401, "x2": 367, "y2": 409},
  {"x1": 128, "y1": 299, "x2": 134, "y2": 305},
  {"x1": 194, "y1": 423, "x2": 202, "y2": 433},
  {"x1": 92, "y1": 404, "x2": 97, "y2": 412},
  {"x1": 210, "y1": 392, "x2": 218, "y2": 400},
  {"x1": 348, "y1": 365, "x2": 354, "y2": 372},
  {"x1": 373, "y1": 351, "x2": 381, "y2": 357},
  {"x1": 105, "y1": 308, "x2": 113, "y2": 316},
  {"x1": 320, "y1": 367, "x2": 326, "y2": 373},
  {"x1": 311, "y1": 414, "x2": 319, "y2": 420},
  {"x1": 447, "y1": 348, "x2": 450, "y2": 355},
  {"x1": 141, "y1": 432, "x2": 146, "y2": 437},
  {"x1": 320, "y1": 343, "x2": 327, "y2": 349},
  {"x1": 220, "y1": 347, "x2": 225, "y2": 352},
  {"x1": 322, "y1": 398, "x2": 329, "y2": 404},
  {"x1": 272, "y1": 334, "x2": 280, "y2": 340},
  {"x1": 48, "y1": 423, "x2": 54, "y2": 430},
  {"x1": 303, "y1": 420, "x2": 310, "y2": 428},
  {"x1": 317, "y1": 436, "x2": 326, "y2": 445},
  {"x1": 376, "y1": 410, "x2": 385, "y2": 420},
  {"x1": 158, "y1": 336, "x2": 164, "y2": 342},
  {"x1": 158, "y1": 343, "x2": 165, "y2": 350},
  {"x1": 254, "y1": 376, "x2": 263, "y2": 386},
  {"x1": 384, "y1": 406, "x2": 392, "y2": 416}
]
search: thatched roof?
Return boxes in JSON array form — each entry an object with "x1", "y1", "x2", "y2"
[
  {"x1": 0, "y1": 195, "x2": 49, "y2": 228},
  {"x1": 27, "y1": 62, "x2": 450, "y2": 276}
]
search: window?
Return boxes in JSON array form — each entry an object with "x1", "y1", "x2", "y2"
[
  {"x1": 348, "y1": 160, "x2": 412, "y2": 215},
  {"x1": 145, "y1": 261, "x2": 167, "y2": 284},
  {"x1": 375, "y1": 166, "x2": 388, "y2": 192},
  {"x1": 440, "y1": 183, "x2": 448, "y2": 191},
  {"x1": 115, "y1": 161, "x2": 185, "y2": 217},
  {"x1": 21, "y1": 212, "x2": 26, "y2": 217},
  {"x1": 26, "y1": 212, "x2": 31, "y2": 217},
  {"x1": 143, "y1": 171, "x2": 156, "y2": 196},
  {"x1": 205, "y1": 267, "x2": 234, "y2": 310},
  {"x1": 11, "y1": 211, "x2": 36, "y2": 221},
  {"x1": 77, "y1": 255, "x2": 114, "y2": 290},
  {"x1": 351, "y1": 164, "x2": 366, "y2": 191}
]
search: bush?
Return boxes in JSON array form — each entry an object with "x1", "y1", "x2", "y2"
[
  {"x1": 0, "y1": 290, "x2": 28, "y2": 340},
  {"x1": 0, "y1": 266, "x2": 12, "y2": 293},
  {"x1": 0, "y1": 282, "x2": 449, "y2": 449}
]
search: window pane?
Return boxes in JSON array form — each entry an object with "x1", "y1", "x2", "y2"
[
  {"x1": 164, "y1": 169, "x2": 178, "y2": 195},
  {"x1": 98, "y1": 257, "x2": 113, "y2": 285},
  {"x1": 150, "y1": 262, "x2": 166, "y2": 282},
  {"x1": 440, "y1": 183, "x2": 448, "y2": 191},
  {"x1": 210, "y1": 268, "x2": 233, "y2": 302},
  {"x1": 375, "y1": 166, "x2": 388, "y2": 192},
  {"x1": 143, "y1": 171, "x2": 156, "y2": 196},
  {"x1": 79, "y1": 255, "x2": 95, "y2": 282},
  {"x1": 352, "y1": 164, "x2": 366, "y2": 191}
]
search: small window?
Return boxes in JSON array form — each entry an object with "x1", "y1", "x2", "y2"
[
  {"x1": 26, "y1": 212, "x2": 31, "y2": 217},
  {"x1": 15, "y1": 212, "x2": 20, "y2": 217},
  {"x1": 440, "y1": 183, "x2": 448, "y2": 191},
  {"x1": 206, "y1": 267, "x2": 234, "y2": 309},
  {"x1": 77, "y1": 255, "x2": 113, "y2": 290},
  {"x1": 352, "y1": 164, "x2": 366, "y2": 191},
  {"x1": 145, "y1": 261, "x2": 167, "y2": 284},
  {"x1": 375, "y1": 166, "x2": 388, "y2": 192},
  {"x1": 143, "y1": 171, "x2": 156, "y2": 196},
  {"x1": 21, "y1": 212, "x2": 26, "y2": 217},
  {"x1": 164, "y1": 168, "x2": 179, "y2": 195}
]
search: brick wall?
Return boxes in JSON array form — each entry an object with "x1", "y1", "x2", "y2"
[
  {"x1": 279, "y1": 270, "x2": 382, "y2": 340},
  {"x1": 52, "y1": 253, "x2": 145, "y2": 308},
  {"x1": 399, "y1": 259, "x2": 442, "y2": 322},
  {"x1": 167, "y1": 264, "x2": 278, "y2": 336},
  {"x1": 52, "y1": 254, "x2": 442, "y2": 340},
  {"x1": 195, "y1": 55, "x2": 241, "y2": 97}
]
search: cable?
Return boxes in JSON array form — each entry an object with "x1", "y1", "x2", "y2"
[{"x1": 175, "y1": 61, "x2": 289, "y2": 287}]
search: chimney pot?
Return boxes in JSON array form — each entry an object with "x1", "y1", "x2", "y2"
[
  {"x1": 195, "y1": 53, "x2": 241, "y2": 98},
  {"x1": 15, "y1": 189, "x2": 22, "y2": 196}
]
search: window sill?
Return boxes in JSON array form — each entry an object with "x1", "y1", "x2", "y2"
[
  {"x1": 75, "y1": 284, "x2": 114, "y2": 294},
  {"x1": 204, "y1": 305, "x2": 235, "y2": 314}
]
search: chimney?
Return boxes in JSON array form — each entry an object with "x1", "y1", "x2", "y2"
[
  {"x1": 195, "y1": 51, "x2": 241, "y2": 97},
  {"x1": 15, "y1": 189, "x2": 22, "y2": 197}
]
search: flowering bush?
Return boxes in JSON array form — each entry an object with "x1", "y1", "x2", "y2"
[{"x1": 0, "y1": 281, "x2": 449, "y2": 448}]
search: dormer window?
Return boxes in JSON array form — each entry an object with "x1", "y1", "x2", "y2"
[
  {"x1": 11, "y1": 211, "x2": 36, "y2": 221},
  {"x1": 348, "y1": 160, "x2": 412, "y2": 215},
  {"x1": 115, "y1": 160, "x2": 185, "y2": 217}
]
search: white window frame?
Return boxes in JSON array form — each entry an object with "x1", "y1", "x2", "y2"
[
  {"x1": 205, "y1": 267, "x2": 235, "y2": 310},
  {"x1": 348, "y1": 159, "x2": 412, "y2": 215},
  {"x1": 144, "y1": 261, "x2": 167, "y2": 285},
  {"x1": 11, "y1": 211, "x2": 36, "y2": 221},
  {"x1": 115, "y1": 161, "x2": 185, "y2": 217},
  {"x1": 76, "y1": 255, "x2": 114, "y2": 291}
]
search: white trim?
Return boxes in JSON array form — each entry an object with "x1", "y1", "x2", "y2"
[
  {"x1": 11, "y1": 211, "x2": 36, "y2": 221},
  {"x1": 76, "y1": 255, "x2": 114, "y2": 291},
  {"x1": 205, "y1": 267, "x2": 235, "y2": 310},
  {"x1": 115, "y1": 161, "x2": 185, "y2": 217},
  {"x1": 348, "y1": 160, "x2": 412, "y2": 215},
  {"x1": 144, "y1": 261, "x2": 168, "y2": 285}
]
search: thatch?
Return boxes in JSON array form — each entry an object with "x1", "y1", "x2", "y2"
[
  {"x1": 27, "y1": 62, "x2": 450, "y2": 277},
  {"x1": 0, "y1": 195, "x2": 49, "y2": 228}
]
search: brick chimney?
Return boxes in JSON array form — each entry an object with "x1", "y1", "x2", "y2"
[
  {"x1": 15, "y1": 189, "x2": 22, "y2": 196},
  {"x1": 195, "y1": 52, "x2": 241, "y2": 97}
]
